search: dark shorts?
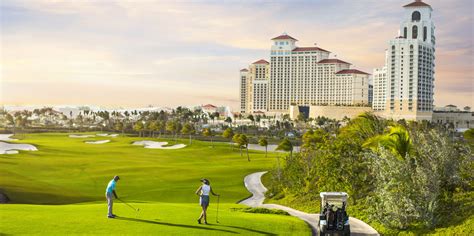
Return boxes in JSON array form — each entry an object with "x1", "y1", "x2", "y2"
[{"x1": 200, "y1": 195, "x2": 210, "y2": 207}]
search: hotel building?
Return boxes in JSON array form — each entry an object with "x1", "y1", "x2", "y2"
[
  {"x1": 240, "y1": 34, "x2": 370, "y2": 114},
  {"x1": 373, "y1": 0, "x2": 436, "y2": 121}
]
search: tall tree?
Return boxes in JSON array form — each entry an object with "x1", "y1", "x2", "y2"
[
  {"x1": 114, "y1": 122, "x2": 124, "y2": 136},
  {"x1": 363, "y1": 125, "x2": 413, "y2": 160},
  {"x1": 5, "y1": 113, "x2": 15, "y2": 134},
  {"x1": 181, "y1": 123, "x2": 195, "y2": 145},
  {"x1": 276, "y1": 138, "x2": 293, "y2": 158},
  {"x1": 202, "y1": 128, "x2": 214, "y2": 147},
  {"x1": 166, "y1": 120, "x2": 177, "y2": 141},
  {"x1": 133, "y1": 122, "x2": 144, "y2": 137},
  {"x1": 239, "y1": 134, "x2": 250, "y2": 161},
  {"x1": 225, "y1": 117, "x2": 232, "y2": 125},
  {"x1": 248, "y1": 115, "x2": 255, "y2": 126},
  {"x1": 233, "y1": 134, "x2": 242, "y2": 155},
  {"x1": 148, "y1": 120, "x2": 159, "y2": 138},
  {"x1": 222, "y1": 127, "x2": 234, "y2": 149},
  {"x1": 258, "y1": 136, "x2": 268, "y2": 157}
]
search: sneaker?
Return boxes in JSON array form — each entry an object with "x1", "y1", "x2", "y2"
[
  {"x1": 204, "y1": 221, "x2": 208, "y2": 225},
  {"x1": 197, "y1": 219, "x2": 201, "y2": 224},
  {"x1": 108, "y1": 215, "x2": 115, "y2": 218}
]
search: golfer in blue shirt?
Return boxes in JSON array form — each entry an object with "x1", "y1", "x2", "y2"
[{"x1": 105, "y1": 175, "x2": 120, "y2": 218}]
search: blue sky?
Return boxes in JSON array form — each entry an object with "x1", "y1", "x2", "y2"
[{"x1": 1, "y1": 0, "x2": 472, "y2": 109}]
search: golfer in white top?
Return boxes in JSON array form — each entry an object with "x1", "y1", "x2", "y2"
[{"x1": 195, "y1": 178, "x2": 219, "y2": 224}]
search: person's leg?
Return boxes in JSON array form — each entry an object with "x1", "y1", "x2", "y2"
[
  {"x1": 198, "y1": 205, "x2": 204, "y2": 223},
  {"x1": 107, "y1": 193, "x2": 113, "y2": 217},
  {"x1": 203, "y1": 205, "x2": 208, "y2": 223}
]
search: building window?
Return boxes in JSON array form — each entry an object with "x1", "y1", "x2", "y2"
[
  {"x1": 404, "y1": 27, "x2": 407, "y2": 38},
  {"x1": 412, "y1": 25, "x2": 418, "y2": 39},
  {"x1": 423, "y1": 26, "x2": 427, "y2": 41},
  {"x1": 412, "y1": 11, "x2": 421, "y2": 21}
]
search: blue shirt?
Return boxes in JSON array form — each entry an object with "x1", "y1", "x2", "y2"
[{"x1": 106, "y1": 179, "x2": 116, "y2": 193}]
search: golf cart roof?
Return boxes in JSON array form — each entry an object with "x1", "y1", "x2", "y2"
[{"x1": 320, "y1": 192, "x2": 348, "y2": 201}]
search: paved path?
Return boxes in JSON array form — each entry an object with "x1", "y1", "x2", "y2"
[{"x1": 240, "y1": 171, "x2": 379, "y2": 236}]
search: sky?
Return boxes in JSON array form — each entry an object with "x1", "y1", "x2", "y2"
[{"x1": 1, "y1": 0, "x2": 473, "y2": 110}]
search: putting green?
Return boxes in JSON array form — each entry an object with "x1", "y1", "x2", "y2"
[{"x1": 0, "y1": 133, "x2": 308, "y2": 235}]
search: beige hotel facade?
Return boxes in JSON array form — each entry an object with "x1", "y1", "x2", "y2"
[{"x1": 240, "y1": 34, "x2": 370, "y2": 115}]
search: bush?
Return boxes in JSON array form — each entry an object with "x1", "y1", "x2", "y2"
[{"x1": 231, "y1": 207, "x2": 290, "y2": 215}]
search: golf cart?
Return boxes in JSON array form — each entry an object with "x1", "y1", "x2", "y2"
[{"x1": 318, "y1": 192, "x2": 350, "y2": 236}]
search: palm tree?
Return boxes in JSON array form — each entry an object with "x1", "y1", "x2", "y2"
[
  {"x1": 133, "y1": 121, "x2": 144, "y2": 137},
  {"x1": 144, "y1": 120, "x2": 152, "y2": 137},
  {"x1": 166, "y1": 120, "x2": 177, "y2": 141},
  {"x1": 174, "y1": 121, "x2": 182, "y2": 142},
  {"x1": 248, "y1": 115, "x2": 255, "y2": 126},
  {"x1": 222, "y1": 127, "x2": 234, "y2": 149},
  {"x1": 258, "y1": 136, "x2": 268, "y2": 157},
  {"x1": 114, "y1": 122, "x2": 124, "y2": 136},
  {"x1": 5, "y1": 113, "x2": 14, "y2": 134},
  {"x1": 202, "y1": 128, "x2": 214, "y2": 147},
  {"x1": 233, "y1": 134, "x2": 242, "y2": 154},
  {"x1": 238, "y1": 134, "x2": 250, "y2": 161},
  {"x1": 212, "y1": 112, "x2": 220, "y2": 123},
  {"x1": 363, "y1": 125, "x2": 413, "y2": 160},
  {"x1": 157, "y1": 120, "x2": 165, "y2": 137},
  {"x1": 181, "y1": 123, "x2": 195, "y2": 145},
  {"x1": 149, "y1": 120, "x2": 159, "y2": 138},
  {"x1": 276, "y1": 138, "x2": 293, "y2": 158},
  {"x1": 239, "y1": 134, "x2": 250, "y2": 161},
  {"x1": 225, "y1": 117, "x2": 232, "y2": 126}
]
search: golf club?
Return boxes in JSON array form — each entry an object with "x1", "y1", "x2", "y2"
[
  {"x1": 118, "y1": 198, "x2": 140, "y2": 218},
  {"x1": 216, "y1": 195, "x2": 220, "y2": 223}
]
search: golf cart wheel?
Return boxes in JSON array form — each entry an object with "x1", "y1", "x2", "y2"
[
  {"x1": 319, "y1": 225, "x2": 327, "y2": 236},
  {"x1": 343, "y1": 227, "x2": 351, "y2": 236}
]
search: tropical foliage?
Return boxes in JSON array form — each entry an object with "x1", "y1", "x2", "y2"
[{"x1": 266, "y1": 112, "x2": 473, "y2": 233}]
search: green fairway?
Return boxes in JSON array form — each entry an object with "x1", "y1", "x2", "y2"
[
  {"x1": 1, "y1": 203, "x2": 308, "y2": 235},
  {"x1": 0, "y1": 133, "x2": 309, "y2": 235}
]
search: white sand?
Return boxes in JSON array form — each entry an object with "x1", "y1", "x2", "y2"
[
  {"x1": 96, "y1": 134, "x2": 119, "y2": 137},
  {"x1": 242, "y1": 143, "x2": 301, "y2": 153},
  {"x1": 85, "y1": 140, "x2": 111, "y2": 144},
  {"x1": 0, "y1": 141, "x2": 38, "y2": 154},
  {"x1": 0, "y1": 134, "x2": 18, "y2": 141},
  {"x1": 69, "y1": 134, "x2": 95, "y2": 138},
  {"x1": 5, "y1": 150, "x2": 19, "y2": 154},
  {"x1": 132, "y1": 141, "x2": 186, "y2": 149}
]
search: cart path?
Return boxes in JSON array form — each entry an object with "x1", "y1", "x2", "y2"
[{"x1": 240, "y1": 171, "x2": 379, "y2": 236}]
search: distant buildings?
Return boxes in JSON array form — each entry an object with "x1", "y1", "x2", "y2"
[
  {"x1": 238, "y1": 1, "x2": 470, "y2": 125},
  {"x1": 240, "y1": 34, "x2": 370, "y2": 114},
  {"x1": 373, "y1": 0, "x2": 436, "y2": 121},
  {"x1": 240, "y1": 60, "x2": 270, "y2": 114},
  {"x1": 432, "y1": 105, "x2": 473, "y2": 130}
]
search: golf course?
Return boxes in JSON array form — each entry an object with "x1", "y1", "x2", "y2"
[{"x1": 0, "y1": 133, "x2": 310, "y2": 235}]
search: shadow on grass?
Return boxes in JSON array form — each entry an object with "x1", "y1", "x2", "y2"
[
  {"x1": 115, "y1": 217, "x2": 238, "y2": 234},
  {"x1": 208, "y1": 223, "x2": 277, "y2": 236}
]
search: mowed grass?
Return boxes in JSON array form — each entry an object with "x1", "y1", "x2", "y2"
[
  {"x1": 0, "y1": 133, "x2": 308, "y2": 235},
  {"x1": 1, "y1": 203, "x2": 308, "y2": 235}
]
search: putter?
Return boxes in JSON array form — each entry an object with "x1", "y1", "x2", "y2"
[
  {"x1": 118, "y1": 198, "x2": 140, "y2": 218},
  {"x1": 216, "y1": 195, "x2": 220, "y2": 223}
]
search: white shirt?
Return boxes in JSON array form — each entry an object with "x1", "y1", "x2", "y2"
[{"x1": 201, "y1": 184, "x2": 211, "y2": 196}]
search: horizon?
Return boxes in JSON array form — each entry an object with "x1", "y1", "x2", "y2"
[{"x1": 1, "y1": 0, "x2": 473, "y2": 109}]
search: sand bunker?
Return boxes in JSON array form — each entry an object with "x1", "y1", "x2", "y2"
[
  {"x1": 96, "y1": 134, "x2": 119, "y2": 137},
  {"x1": 70, "y1": 134, "x2": 95, "y2": 138},
  {"x1": 0, "y1": 134, "x2": 18, "y2": 141},
  {"x1": 245, "y1": 144, "x2": 301, "y2": 153},
  {"x1": 0, "y1": 141, "x2": 38, "y2": 155},
  {"x1": 85, "y1": 140, "x2": 110, "y2": 144},
  {"x1": 132, "y1": 141, "x2": 186, "y2": 149}
]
